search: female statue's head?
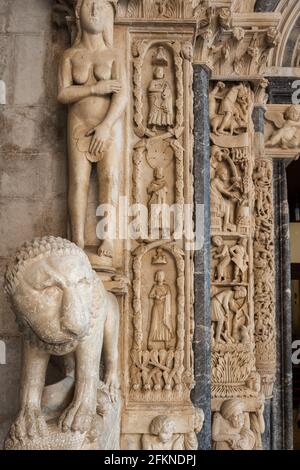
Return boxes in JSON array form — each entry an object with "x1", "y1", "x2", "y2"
[{"x1": 75, "y1": 0, "x2": 117, "y2": 47}]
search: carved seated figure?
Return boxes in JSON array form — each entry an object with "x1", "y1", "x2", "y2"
[
  {"x1": 4, "y1": 237, "x2": 120, "y2": 450},
  {"x1": 212, "y1": 399, "x2": 256, "y2": 450}
]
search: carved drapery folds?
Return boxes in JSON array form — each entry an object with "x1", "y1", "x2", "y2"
[{"x1": 210, "y1": 81, "x2": 266, "y2": 450}]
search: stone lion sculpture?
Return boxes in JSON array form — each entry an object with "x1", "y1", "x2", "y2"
[{"x1": 4, "y1": 237, "x2": 120, "y2": 450}]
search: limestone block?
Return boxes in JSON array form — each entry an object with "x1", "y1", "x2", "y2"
[
  {"x1": 0, "y1": 106, "x2": 66, "y2": 155},
  {"x1": 0, "y1": 198, "x2": 44, "y2": 257},
  {"x1": 0, "y1": 0, "x2": 10, "y2": 33},
  {"x1": 0, "y1": 337, "x2": 21, "y2": 417},
  {"x1": 6, "y1": 0, "x2": 52, "y2": 34},
  {"x1": 14, "y1": 34, "x2": 48, "y2": 106},
  {"x1": 0, "y1": 34, "x2": 14, "y2": 105},
  {"x1": 0, "y1": 259, "x2": 19, "y2": 336}
]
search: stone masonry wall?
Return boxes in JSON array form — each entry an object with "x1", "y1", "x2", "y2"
[{"x1": 0, "y1": 0, "x2": 67, "y2": 448}]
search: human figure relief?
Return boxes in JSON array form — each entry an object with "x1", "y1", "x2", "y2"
[
  {"x1": 211, "y1": 287, "x2": 247, "y2": 344},
  {"x1": 148, "y1": 67, "x2": 174, "y2": 129},
  {"x1": 210, "y1": 84, "x2": 249, "y2": 136},
  {"x1": 148, "y1": 271, "x2": 174, "y2": 350},
  {"x1": 152, "y1": 248, "x2": 168, "y2": 265},
  {"x1": 147, "y1": 167, "x2": 169, "y2": 238},
  {"x1": 230, "y1": 238, "x2": 249, "y2": 283},
  {"x1": 212, "y1": 236, "x2": 231, "y2": 282},
  {"x1": 211, "y1": 165, "x2": 241, "y2": 233},
  {"x1": 142, "y1": 410, "x2": 204, "y2": 451},
  {"x1": 212, "y1": 399, "x2": 256, "y2": 450},
  {"x1": 265, "y1": 105, "x2": 300, "y2": 149},
  {"x1": 142, "y1": 416, "x2": 184, "y2": 450},
  {"x1": 58, "y1": 0, "x2": 127, "y2": 267}
]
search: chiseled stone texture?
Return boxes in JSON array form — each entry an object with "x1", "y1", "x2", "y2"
[
  {"x1": 0, "y1": 1, "x2": 68, "y2": 447},
  {"x1": 0, "y1": 337, "x2": 22, "y2": 417}
]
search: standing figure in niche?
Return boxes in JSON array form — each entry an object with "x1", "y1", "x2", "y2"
[
  {"x1": 212, "y1": 236, "x2": 231, "y2": 282},
  {"x1": 148, "y1": 270, "x2": 174, "y2": 350},
  {"x1": 147, "y1": 167, "x2": 168, "y2": 207},
  {"x1": 211, "y1": 166, "x2": 241, "y2": 232},
  {"x1": 58, "y1": 0, "x2": 127, "y2": 267},
  {"x1": 147, "y1": 167, "x2": 169, "y2": 238},
  {"x1": 148, "y1": 67, "x2": 173, "y2": 129},
  {"x1": 230, "y1": 238, "x2": 249, "y2": 283}
]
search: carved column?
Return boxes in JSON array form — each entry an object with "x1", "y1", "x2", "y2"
[
  {"x1": 118, "y1": 7, "x2": 203, "y2": 450},
  {"x1": 192, "y1": 63, "x2": 211, "y2": 450},
  {"x1": 210, "y1": 81, "x2": 266, "y2": 450},
  {"x1": 253, "y1": 157, "x2": 276, "y2": 397}
]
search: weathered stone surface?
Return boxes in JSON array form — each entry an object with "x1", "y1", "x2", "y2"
[
  {"x1": 0, "y1": 259, "x2": 18, "y2": 336},
  {"x1": 0, "y1": 198, "x2": 44, "y2": 258},
  {"x1": 14, "y1": 34, "x2": 49, "y2": 106},
  {"x1": 0, "y1": 337, "x2": 22, "y2": 417},
  {"x1": 6, "y1": 0, "x2": 53, "y2": 34},
  {"x1": 0, "y1": 34, "x2": 15, "y2": 105},
  {"x1": 0, "y1": 106, "x2": 66, "y2": 155}
]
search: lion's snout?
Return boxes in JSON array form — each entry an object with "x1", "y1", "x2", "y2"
[{"x1": 60, "y1": 287, "x2": 90, "y2": 339}]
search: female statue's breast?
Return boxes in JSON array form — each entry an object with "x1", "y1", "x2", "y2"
[
  {"x1": 94, "y1": 65, "x2": 112, "y2": 81},
  {"x1": 72, "y1": 66, "x2": 90, "y2": 85}
]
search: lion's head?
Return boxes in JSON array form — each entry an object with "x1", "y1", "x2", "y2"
[{"x1": 5, "y1": 237, "x2": 104, "y2": 355}]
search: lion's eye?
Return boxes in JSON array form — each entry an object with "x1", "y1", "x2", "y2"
[
  {"x1": 78, "y1": 277, "x2": 91, "y2": 286},
  {"x1": 42, "y1": 286, "x2": 62, "y2": 296}
]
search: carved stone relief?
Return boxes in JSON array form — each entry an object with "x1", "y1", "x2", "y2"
[
  {"x1": 118, "y1": 0, "x2": 204, "y2": 19},
  {"x1": 124, "y1": 23, "x2": 202, "y2": 447},
  {"x1": 130, "y1": 242, "x2": 187, "y2": 400},
  {"x1": 141, "y1": 409, "x2": 204, "y2": 450},
  {"x1": 253, "y1": 159, "x2": 276, "y2": 398},
  {"x1": 212, "y1": 398, "x2": 265, "y2": 451},
  {"x1": 265, "y1": 105, "x2": 300, "y2": 153},
  {"x1": 194, "y1": 7, "x2": 280, "y2": 77},
  {"x1": 3, "y1": 237, "x2": 120, "y2": 450},
  {"x1": 210, "y1": 81, "x2": 266, "y2": 449},
  {"x1": 57, "y1": 0, "x2": 128, "y2": 270}
]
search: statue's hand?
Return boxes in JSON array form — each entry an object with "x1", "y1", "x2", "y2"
[
  {"x1": 86, "y1": 123, "x2": 111, "y2": 157},
  {"x1": 104, "y1": 370, "x2": 120, "y2": 404},
  {"x1": 227, "y1": 434, "x2": 241, "y2": 449},
  {"x1": 92, "y1": 80, "x2": 121, "y2": 96},
  {"x1": 10, "y1": 406, "x2": 47, "y2": 442}
]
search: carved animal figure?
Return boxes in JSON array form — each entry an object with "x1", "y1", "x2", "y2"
[{"x1": 4, "y1": 237, "x2": 119, "y2": 450}]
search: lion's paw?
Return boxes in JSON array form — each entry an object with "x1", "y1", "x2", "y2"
[
  {"x1": 59, "y1": 402, "x2": 94, "y2": 434},
  {"x1": 10, "y1": 407, "x2": 47, "y2": 442}
]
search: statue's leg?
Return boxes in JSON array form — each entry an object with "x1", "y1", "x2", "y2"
[
  {"x1": 68, "y1": 144, "x2": 92, "y2": 249},
  {"x1": 218, "y1": 112, "x2": 231, "y2": 134},
  {"x1": 97, "y1": 142, "x2": 119, "y2": 258}
]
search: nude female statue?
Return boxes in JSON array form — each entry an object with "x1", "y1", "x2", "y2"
[{"x1": 58, "y1": 0, "x2": 127, "y2": 267}]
